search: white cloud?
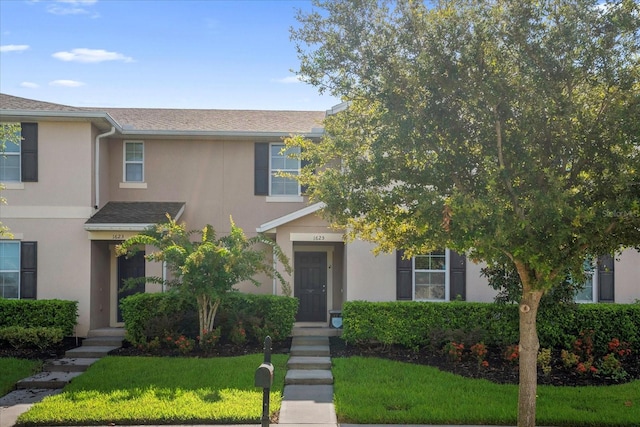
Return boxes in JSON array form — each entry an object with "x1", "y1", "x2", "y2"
[
  {"x1": 49, "y1": 79, "x2": 86, "y2": 87},
  {"x1": 52, "y1": 48, "x2": 133, "y2": 63},
  {"x1": 20, "y1": 82, "x2": 39, "y2": 88},
  {"x1": 47, "y1": 0, "x2": 99, "y2": 16},
  {"x1": 273, "y1": 75, "x2": 302, "y2": 84},
  {"x1": 0, "y1": 45, "x2": 30, "y2": 53}
]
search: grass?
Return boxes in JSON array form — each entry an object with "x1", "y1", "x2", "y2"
[
  {"x1": 0, "y1": 358, "x2": 42, "y2": 396},
  {"x1": 17, "y1": 354, "x2": 287, "y2": 426},
  {"x1": 333, "y1": 357, "x2": 640, "y2": 426}
]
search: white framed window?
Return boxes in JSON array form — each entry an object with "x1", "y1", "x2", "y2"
[
  {"x1": 574, "y1": 258, "x2": 597, "y2": 303},
  {"x1": 270, "y1": 143, "x2": 300, "y2": 196},
  {"x1": 124, "y1": 141, "x2": 144, "y2": 182},
  {"x1": 413, "y1": 249, "x2": 449, "y2": 301},
  {"x1": 0, "y1": 132, "x2": 21, "y2": 182},
  {"x1": 0, "y1": 241, "x2": 20, "y2": 298}
]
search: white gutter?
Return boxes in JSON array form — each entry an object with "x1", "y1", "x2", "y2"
[{"x1": 94, "y1": 127, "x2": 116, "y2": 209}]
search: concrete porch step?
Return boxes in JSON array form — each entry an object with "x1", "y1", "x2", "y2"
[
  {"x1": 44, "y1": 358, "x2": 99, "y2": 372},
  {"x1": 292, "y1": 336, "x2": 329, "y2": 346},
  {"x1": 292, "y1": 326, "x2": 341, "y2": 337},
  {"x1": 82, "y1": 336, "x2": 124, "y2": 347},
  {"x1": 65, "y1": 346, "x2": 119, "y2": 358},
  {"x1": 87, "y1": 327, "x2": 126, "y2": 338},
  {"x1": 287, "y1": 356, "x2": 331, "y2": 370},
  {"x1": 17, "y1": 371, "x2": 83, "y2": 389},
  {"x1": 285, "y1": 369, "x2": 333, "y2": 385},
  {"x1": 289, "y1": 345, "x2": 330, "y2": 357}
]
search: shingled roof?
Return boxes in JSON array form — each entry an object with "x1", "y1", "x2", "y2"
[
  {"x1": 1, "y1": 93, "x2": 326, "y2": 134},
  {"x1": 85, "y1": 202, "x2": 185, "y2": 230}
]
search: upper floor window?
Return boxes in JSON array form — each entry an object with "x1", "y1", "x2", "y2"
[
  {"x1": 270, "y1": 143, "x2": 300, "y2": 196},
  {"x1": 0, "y1": 134, "x2": 21, "y2": 182},
  {"x1": 0, "y1": 241, "x2": 20, "y2": 298},
  {"x1": 124, "y1": 141, "x2": 144, "y2": 182},
  {"x1": 0, "y1": 123, "x2": 37, "y2": 184},
  {"x1": 573, "y1": 258, "x2": 597, "y2": 303},
  {"x1": 414, "y1": 250, "x2": 449, "y2": 301}
]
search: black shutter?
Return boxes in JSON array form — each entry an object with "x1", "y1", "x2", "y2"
[
  {"x1": 20, "y1": 242, "x2": 37, "y2": 299},
  {"x1": 396, "y1": 250, "x2": 413, "y2": 300},
  {"x1": 597, "y1": 254, "x2": 615, "y2": 302},
  {"x1": 254, "y1": 142, "x2": 269, "y2": 195},
  {"x1": 449, "y1": 250, "x2": 466, "y2": 301},
  {"x1": 300, "y1": 158, "x2": 310, "y2": 195},
  {"x1": 21, "y1": 123, "x2": 38, "y2": 182}
]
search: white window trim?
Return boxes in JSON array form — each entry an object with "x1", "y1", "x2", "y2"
[
  {"x1": 269, "y1": 142, "x2": 301, "y2": 197},
  {"x1": 413, "y1": 249, "x2": 450, "y2": 302},
  {"x1": 0, "y1": 139, "x2": 21, "y2": 183},
  {"x1": 575, "y1": 263, "x2": 598, "y2": 304},
  {"x1": 0, "y1": 240, "x2": 20, "y2": 299},
  {"x1": 123, "y1": 141, "x2": 144, "y2": 183}
]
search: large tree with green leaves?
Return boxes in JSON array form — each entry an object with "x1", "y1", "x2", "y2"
[
  {"x1": 0, "y1": 123, "x2": 22, "y2": 237},
  {"x1": 116, "y1": 216, "x2": 292, "y2": 337},
  {"x1": 289, "y1": 0, "x2": 640, "y2": 425}
]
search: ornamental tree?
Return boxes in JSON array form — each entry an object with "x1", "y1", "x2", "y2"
[
  {"x1": 116, "y1": 216, "x2": 292, "y2": 336},
  {"x1": 289, "y1": 1, "x2": 640, "y2": 426}
]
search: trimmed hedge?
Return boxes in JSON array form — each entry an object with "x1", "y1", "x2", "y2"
[
  {"x1": 218, "y1": 293, "x2": 299, "y2": 342},
  {"x1": 0, "y1": 326, "x2": 64, "y2": 350},
  {"x1": 342, "y1": 301, "x2": 640, "y2": 353},
  {"x1": 120, "y1": 292, "x2": 298, "y2": 346},
  {"x1": 0, "y1": 299, "x2": 77, "y2": 336},
  {"x1": 120, "y1": 292, "x2": 197, "y2": 346}
]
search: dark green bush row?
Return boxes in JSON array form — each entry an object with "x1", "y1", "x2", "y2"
[
  {"x1": 0, "y1": 299, "x2": 77, "y2": 336},
  {"x1": 0, "y1": 326, "x2": 64, "y2": 350},
  {"x1": 120, "y1": 292, "x2": 197, "y2": 346},
  {"x1": 120, "y1": 292, "x2": 298, "y2": 346},
  {"x1": 342, "y1": 301, "x2": 640, "y2": 353},
  {"x1": 218, "y1": 292, "x2": 299, "y2": 343}
]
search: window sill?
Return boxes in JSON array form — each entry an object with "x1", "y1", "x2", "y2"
[
  {"x1": 120, "y1": 182, "x2": 147, "y2": 189},
  {"x1": 0, "y1": 182, "x2": 25, "y2": 190},
  {"x1": 266, "y1": 195, "x2": 304, "y2": 203}
]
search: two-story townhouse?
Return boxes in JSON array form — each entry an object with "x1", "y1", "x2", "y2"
[{"x1": 2, "y1": 93, "x2": 639, "y2": 337}]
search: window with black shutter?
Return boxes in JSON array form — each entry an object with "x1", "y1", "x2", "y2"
[
  {"x1": 20, "y1": 242, "x2": 37, "y2": 299},
  {"x1": 21, "y1": 123, "x2": 38, "y2": 182},
  {"x1": 254, "y1": 142, "x2": 269, "y2": 195}
]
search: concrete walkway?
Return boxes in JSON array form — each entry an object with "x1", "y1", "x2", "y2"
[{"x1": 0, "y1": 329, "x2": 124, "y2": 427}]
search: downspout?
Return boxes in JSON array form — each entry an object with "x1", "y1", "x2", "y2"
[{"x1": 94, "y1": 127, "x2": 116, "y2": 210}]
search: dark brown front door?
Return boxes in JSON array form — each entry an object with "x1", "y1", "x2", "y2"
[
  {"x1": 295, "y1": 252, "x2": 327, "y2": 322},
  {"x1": 117, "y1": 252, "x2": 146, "y2": 322}
]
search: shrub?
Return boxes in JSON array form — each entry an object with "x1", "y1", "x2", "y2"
[
  {"x1": 0, "y1": 326, "x2": 64, "y2": 350},
  {"x1": 121, "y1": 292, "x2": 298, "y2": 347},
  {"x1": 537, "y1": 348, "x2": 552, "y2": 376},
  {"x1": 0, "y1": 299, "x2": 77, "y2": 335},
  {"x1": 340, "y1": 300, "x2": 640, "y2": 352}
]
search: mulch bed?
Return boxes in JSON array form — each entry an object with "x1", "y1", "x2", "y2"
[
  {"x1": 329, "y1": 337, "x2": 640, "y2": 387},
  {"x1": 3, "y1": 336, "x2": 638, "y2": 387}
]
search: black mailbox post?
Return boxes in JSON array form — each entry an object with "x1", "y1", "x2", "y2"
[{"x1": 255, "y1": 336, "x2": 273, "y2": 427}]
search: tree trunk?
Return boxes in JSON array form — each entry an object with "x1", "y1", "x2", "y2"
[
  {"x1": 517, "y1": 289, "x2": 543, "y2": 427},
  {"x1": 196, "y1": 294, "x2": 221, "y2": 335}
]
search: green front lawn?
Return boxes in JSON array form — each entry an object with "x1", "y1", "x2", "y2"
[
  {"x1": 18, "y1": 354, "x2": 286, "y2": 426},
  {"x1": 0, "y1": 358, "x2": 42, "y2": 397},
  {"x1": 333, "y1": 357, "x2": 640, "y2": 426}
]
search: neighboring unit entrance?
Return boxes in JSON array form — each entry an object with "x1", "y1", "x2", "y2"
[
  {"x1": 117, "y1": 251, "x2": 145, "y2": 322},
  {"x1": 295, "y1": 252, "x2": 327, "y2": 322}
]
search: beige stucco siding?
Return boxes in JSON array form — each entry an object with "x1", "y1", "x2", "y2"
[
  {"x1": 3, "y1": 122, "x2": 93, "y2": 208},
  {"x1": 344, "y1": 240, "x2": 397, "y2": 301},
  {"x1": 615, "y1": 248, "x2": 640, "y2": 303},
  {"x1": 4, "y1": 218, "x2": 92, "y2": 336}
]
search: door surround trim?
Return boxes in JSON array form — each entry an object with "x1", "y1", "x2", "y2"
[{"x1": 294, "y1": 245, "x2": 334, "y2": 323}]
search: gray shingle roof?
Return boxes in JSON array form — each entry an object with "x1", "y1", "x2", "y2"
[
  {"x1": 85, "y1": 202, "x2": 185, "y2": 225},
  {"x1": 1, "y1": 93, "x2": 326, "y2": 134},
  {"x1": 0, "y1": 93, "x2": 87, "y2": 112}
]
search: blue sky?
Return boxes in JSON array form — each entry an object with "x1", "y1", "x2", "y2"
[{"x1": 0, "y1": 0, "x2": 340, "y2": 111}]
